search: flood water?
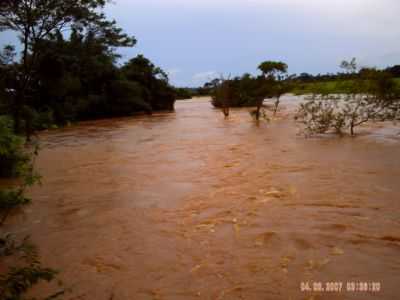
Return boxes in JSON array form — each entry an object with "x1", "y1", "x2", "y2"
[{"x1": 7, "y1": 96, "x2": 400, "y2": 299}]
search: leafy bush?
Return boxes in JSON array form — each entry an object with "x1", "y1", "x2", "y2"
[
  {"x1": 32, "y1": 109, "x2": 56, "y2": 130},
  {"x1": 211, "y1": 75, "x2": 266, "y2": 109},
  {"x1": 295, "y1": 68, "x2": 400, "y2": 136},
  {"x1": 0, "y1": 118, "x2": 59, "y2": 299},
  {"x1": 0, "y1": 117, "x2": 29, "y2": 178},
  {"x1": 106, "y1": 80, "x2": 152, "y2": 114},
  {"x1": 174, "y1": 88, "x2": 193, "y2": 100},
  {"x1": 0, "y1": 235, "x2": 59, "y2": 300},
  {"x1": 0, "y1": 189, "x2": 30, "y2": 225}
]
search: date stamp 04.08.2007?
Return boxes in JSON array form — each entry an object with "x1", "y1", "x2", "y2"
[{"x1": 300, "y1": 281, "x2": 381, "y2": 293}]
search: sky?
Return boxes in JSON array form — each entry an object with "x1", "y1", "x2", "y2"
[{"x1": 1, "y1": 0, "x2": 400, "y2": 87}]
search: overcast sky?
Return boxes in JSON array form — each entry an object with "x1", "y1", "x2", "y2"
[{"x1": 1, "y1": 0, "x2": 399, "y2": 87}]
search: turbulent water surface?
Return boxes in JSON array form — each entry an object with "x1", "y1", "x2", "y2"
[{"x1": 7, "y1": 96, "x2": 400, "y2": 299}]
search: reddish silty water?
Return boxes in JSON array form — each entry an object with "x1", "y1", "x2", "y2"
[{"x1": 7, "y1": 96, "x2": 400, "y2": 299}]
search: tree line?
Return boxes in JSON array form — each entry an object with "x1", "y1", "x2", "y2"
[
  {"x1": 209, "y1": 60, "x2": 290, "y2": 120},
  {"x1": 208, "y1": 58, "x2": 400, "y2": 134},
  {"x1": 0, "y1": 0, "x2": 177, "y2": 140}
]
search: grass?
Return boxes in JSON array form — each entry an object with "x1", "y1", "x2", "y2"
[
  {"x1": 292, "y1": 78, "x2": 400, "y2": 95},
  {"x1": 292, "y1": 80, "x2": 357, "y2": 95}
]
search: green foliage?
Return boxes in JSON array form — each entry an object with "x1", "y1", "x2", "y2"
[
  {"x1": 32, "y1": 110, "x2": 56, "y2": 130},
  {"x1": 0, "y1": 113, "x2": 56, "y2": 299},
  {"x1": 290, "y1": 61, "x2": 400, "y2": 96},
  {"x1": 0, "y1": 235, "x2": 59, "y2": 300},
  {"x1": 0, "y1": 31, "x2": 176, "y2": 131},
  {"x1": 0, "y1": 0, "x2": 136, "y2": 136},
  {"x1": 0, "y1": 265, "x2": 57, "y2": 300},
  {"x1": 0, "y1": 117, "x2": 29, "y2": 178},
  {"x1": 295, "y1": 63, "x2": 400, "y2": 136},
  {"x1": 211, "y1": 74, "x2": 266, "y2": 108},
  {"x1": 211, "y1": 61, "x2": 290, "y2": 120},
  {"x1": 291, "y1": 80, "x2": 356, "y2": 95},
  {"x1": 0, "y1": 189, "x2": 30, "y2": 224},
  {"x1": 296, "y1": 96, "x2": 349, "y2": 135},
  {"x1": 174, "y1": 88, "x2": 193, "y2": 100},
  {"x1": 0, "y1": 1, "x2": 177, "y2": 134},
  {"x1": 121, "y1": 55, "x2": 176, "y2": 111},
  {"x1": 211, "y1": 78, "x2": 233, "y2": 116},
  {"x1": 0, "y1": 1, "x2": 135, "y2": 48},
  {"x1": 0, "y1": 116, "x2": 34, "y2": 223},
  {"x1": 106, "y1": 80, "x2": 152, "y2": 115},
  {"x1": 258, "y1": 61, "x2": 288, "y2": 78},
  {"x1": 0, "y1": 135, "x2": 57, "y2": 300}
]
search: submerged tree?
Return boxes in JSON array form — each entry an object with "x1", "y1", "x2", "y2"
[
  {"x1": 270, "y1": 78, "x2": 291, "y2": 116},
  {"x1": 295, "y1": 59, "x2": 400, "y2": 136},
  {"x1": 210, "y1": 77, "x2": 233, "y2": 117},
  {"x1": 256, "y1": 61, "x2": 288, "y2": 119},
  {"x1": 210, "y1": 61, "x2": 290, "y2": 121}
]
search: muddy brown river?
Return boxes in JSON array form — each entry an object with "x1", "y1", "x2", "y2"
[{"x1": 6, "y1": 96, "x2": 400, "y2": 299}]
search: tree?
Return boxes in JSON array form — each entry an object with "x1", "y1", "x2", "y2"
[
  {"x1": 121, "y1": 55, "x2": 176, "y2": 111},
  {"x1": 0, "y1": 45, "x2": 18, "y2": 116},
  {"x1": 32, "y1": 29, "x2": 123, "y2": 122},
  {"x1": 271, "y1": 80, "x2": 291, "y2": 116},
  {"x1": 209, "y1": 61, "x2": 290, "y2": 120},
  {"x1": 385, "y1": 65, "x2": 400, "y2": 78},
  {"x1": 258, "y1": 61, "x2": 288, "y2": 79},
  {"x1": 0, "y1": 0, "x2": 135, "y2": 135},
  {"x1": 211, "y1": 77, "x2": 231, "y2": 117},
  {"x1": 295, "y1": 61, "x2": 400, "y2": 136},
  {"x1": 340, "y1": 57, "x2": 357, "y2": 74},
  {"x1": 256, "y1": 61, "x2": 288, "y2": 120}
]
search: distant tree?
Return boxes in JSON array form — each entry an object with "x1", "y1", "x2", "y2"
[
  {"x1": 340, "y1": 58, "x2": 357, "y2": 74},
  {"x1": 174, "y1": 88, "x2": 193, "y2": 100},
  {"x1": 297, "y1": 73, "x2": 314, "y2": 82},
  {"x1": 258, "y1": 61, "x2": 288, "y2": 79},
  {"x1": 211, "y1": 74, "x2": 266, "y2": 114},
  {"x1": 385, "y1": 65, "x2": 400, "y2": 78}
]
